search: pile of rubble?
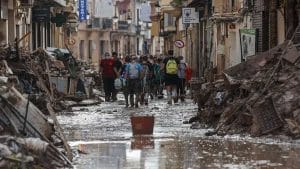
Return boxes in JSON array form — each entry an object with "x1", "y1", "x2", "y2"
[
  {"x1": 191, "y1": 40, "x2": 300, "y2": 138},
  {"x1": 0, "y1": 44, "x2": 101, "y2": 168}
]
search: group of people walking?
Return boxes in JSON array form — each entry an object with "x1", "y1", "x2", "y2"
[{"x1": 99, "y1": 50, "x2": 192, "y2": 108}]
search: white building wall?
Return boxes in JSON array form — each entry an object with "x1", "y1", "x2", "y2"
[{"x1": 94, "y1": 0, "x2": 114, "y2": 18}]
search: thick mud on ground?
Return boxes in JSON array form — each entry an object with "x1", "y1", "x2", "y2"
[{"x1": 57, "y1": 95, "x2": 300, "y2": 169}]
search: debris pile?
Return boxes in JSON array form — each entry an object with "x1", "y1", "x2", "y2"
[
  {"x1": 191, "y1": 40, "x2": 300, "y2": 138},
  {"x1": 0, "y1": 45, "x2": 100, "y2": 168},
  {"x1": 0, "y1": 136, "x2": 71, "y2": 168}
]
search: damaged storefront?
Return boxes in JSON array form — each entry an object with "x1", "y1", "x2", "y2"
[{"x1": 0, "y1": 42, "x2": 99, "y2": 167}]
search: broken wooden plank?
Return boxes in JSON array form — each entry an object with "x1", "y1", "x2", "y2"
[
  {"x1": 47, "y1": 103, "x2": 73, "y2": 161},
  {"x1": 283, "y1": 45, "x2": 300, "y2": 64},
  {"x1": 1, "y1": 87, "x2": 53, "y2": 138},
  {"x1": 252, "y1": 98, "x2": 283, "y2": 135}
]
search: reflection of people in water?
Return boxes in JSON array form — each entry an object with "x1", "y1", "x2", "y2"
[{"x1": 242, "y1": 35, "x2": 248, "y2": 59}]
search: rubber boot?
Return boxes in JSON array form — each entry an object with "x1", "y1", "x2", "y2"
[
  {"x1": 130, "y1": 94, "x2": 134, "y2": 107},
  {"x1": 167, "y1": 90, "x2": 172, "y2": 105}
]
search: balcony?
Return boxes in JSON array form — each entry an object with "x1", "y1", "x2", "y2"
[
  {"x1": 118, "y1": 21, "x2": 129, "y2": 31},
  {"x1": 160, "y1": 0, "x2": 185, "y2": 17},
  {"x1": 85, "y1": 18, "x2": 112, "y2": 30}
]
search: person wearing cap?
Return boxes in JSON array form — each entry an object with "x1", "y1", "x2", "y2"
[{"x1": 100, "y1": 52, "x2": 115, "y2": 102}]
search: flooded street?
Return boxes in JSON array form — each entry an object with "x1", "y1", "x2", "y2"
[{"x1": 57, "y1": 96, "x2": 300, "y2": 169}]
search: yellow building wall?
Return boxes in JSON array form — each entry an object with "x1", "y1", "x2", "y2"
[{"x1": 161, "y1": 0, "x2": 173, "y2": 6}]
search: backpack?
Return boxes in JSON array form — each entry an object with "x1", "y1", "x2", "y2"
[
  {"x1": 127, "y1": 63, "x2": 140, "y2": 79},
  {"x1": 166, "y1": 59, "x2": 178, "y2": 75},
  {"x1": 185, "y1": 66, "x2": 192, "y2": 82},
  {"x1": 153, "y1": 64, "x2": 162, "y2": 81}
]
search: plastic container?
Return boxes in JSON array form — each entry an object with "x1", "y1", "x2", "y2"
[{"x1": 130, "y1": 116, "x2": 154, "y2": 135}]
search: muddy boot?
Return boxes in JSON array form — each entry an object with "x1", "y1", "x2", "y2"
[
  {"x1": 140, "y1": 94, "x2": 144, "y2": 105},
  {"x1": 125, "y1": 96, "x2": 129, "y2": 108},
  {"x1": 180, "y1": 96, "x2": 185, "y2": 102},
  {"x1": 167, "y1": 90, "x2": 172, "y2": 105},
  {"x1": 130, "y1": 94, "x2": 134, "y2": 107},
  {"x1": 105, "y1": 96, "x2": 110, "y2": 102},
  {"x1": 173, "y1": 96, "x2": 178, "y2": 103},
  {"x1": 150, "y1": 93, "x2": 154, "y2": 100}
]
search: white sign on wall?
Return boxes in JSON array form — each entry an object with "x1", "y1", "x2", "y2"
[{"x1": 182, "y1": 8, "x2": 199, "y2": 24}]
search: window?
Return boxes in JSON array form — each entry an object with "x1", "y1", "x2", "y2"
[
  {"x1": 99, "y1": 40, "x2": 105, "y2": 57},
  {"x1": 80, "y1": 40, "x2": 85, "y2": 60},
  {"x1": 16, "y1": 25, "x2": 20, "y2": 39},
  {"x1": 88, "y1": 40, "x2": 93, "y2": 61}
]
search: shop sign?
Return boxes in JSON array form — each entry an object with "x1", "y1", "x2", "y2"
[
  {"x1": 32, "y1": 7, "x2": 50, "y2": 22},
  {"x1": 240, "y1": 29, "x2": 256, "y2": 61},
  {"x1": 78, "y1": 0, "x2": 87, "y2": 21}
]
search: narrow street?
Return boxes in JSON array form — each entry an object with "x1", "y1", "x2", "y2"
[
  {"x1": 58, "y1": 95, "x2": 300, "y2": 169},
  {"x1": 1, "y1": 0, "x2": 300, "y2": 168}
]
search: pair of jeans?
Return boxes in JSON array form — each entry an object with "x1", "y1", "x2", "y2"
[
  {"x1": 103, "y1": 77, "x2": 115, "y2": 101},
  {"x1": 127, "y1": 79, "x2": 141, "y2": 106},
  {"x1": 177, "y1": 78, "x2": 186, "y2": 97}
]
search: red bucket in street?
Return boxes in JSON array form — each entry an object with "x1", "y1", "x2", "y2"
[{"x1": 130, "y1": 116, "x2": 155, "y2": 135}]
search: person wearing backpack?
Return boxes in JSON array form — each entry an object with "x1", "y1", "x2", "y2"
[
  {"x1": 140, "y1": 55, "x2": 152, "y2": 105},
  {"x1": 163, "y1": 50, "x2": 179, "y2": 105},
  {"x1": 121, "y1": 56, "x2": 131, "y2": 107},
  {"x1": 125, "y1": 56, "x2": 142, "y2": 108},
  {"x1": 177, "y1": 56, "x2": 187, "y2": 102}
]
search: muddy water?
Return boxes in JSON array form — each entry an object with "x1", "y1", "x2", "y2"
[
  {"x1": 57, "y1": 96, "x2": 300, "y2": 169},
  {"x1": 70, "y1": 138, "x2": 300, "y2": 169}
]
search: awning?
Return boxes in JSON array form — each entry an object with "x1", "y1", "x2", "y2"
[
  {"x1": 34, "y1": 0, "x2": 66, "y2": 7},
  {"x1": 53, "y1": 0, "x2": 66, "y2": 6},
  {"x1": 188, "y1": 0, "x2": 207, "y2": 7}
]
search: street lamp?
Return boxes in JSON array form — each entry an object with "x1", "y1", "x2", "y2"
[
  {"x1": 155, "y1": 2, "x2": 161, "y2": 15},
  {"x1": 113, "y1": 0, "x2": 119, "y2": 23},
  {"x1": 139, "y1": 20, "x2": 143, "y2": 26},
  {"x1": 112, "y1": 15, "x2": 119, "y2": 23},
  {"x1": 127, "y1": 10, "x2": 132, "y2": 24}
]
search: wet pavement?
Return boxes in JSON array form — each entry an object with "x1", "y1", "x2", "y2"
[{"x1": 57, "y1": 95, "x2": 300, "y2": 169}]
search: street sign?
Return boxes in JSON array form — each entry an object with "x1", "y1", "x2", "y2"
[
  {"x1": 174, "y1": 40, "x2": 185, "y2": 48},
  {"x1": 182, "y1": 8, "x2": 199, "y2": 24},
  {"x1": 78, "y1": 0, "x2": 87, "y2": 21}
]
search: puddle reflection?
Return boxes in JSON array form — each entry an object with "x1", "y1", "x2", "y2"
[
  {"x1": 73, "y1": 138, "x2": 300, "y2": 169},
  {"x1": 131, "y1": 136, "x2": 155, "y2": 150}
]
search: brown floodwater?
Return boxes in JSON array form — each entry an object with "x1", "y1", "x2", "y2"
[
  {"x1": 70, "y1": 136, "x2": 300, "y2": 169},
  {"x1": 57, "y1": 96, "x2": 300, "y2": 169}
]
